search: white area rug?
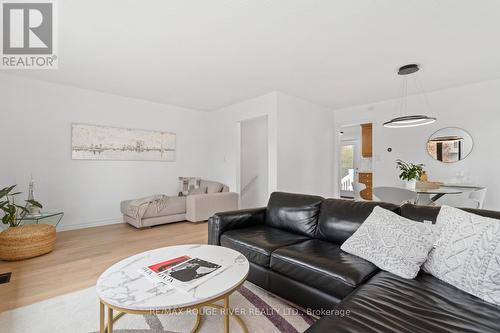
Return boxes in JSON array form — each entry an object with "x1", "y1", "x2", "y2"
[{"x1": 0, "y1": 282, "x2": 315, "y2": 333}]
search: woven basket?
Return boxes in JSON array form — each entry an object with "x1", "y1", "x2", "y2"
[{"x1": 0, "y1": 224, "x2": 56, "y2": 261}]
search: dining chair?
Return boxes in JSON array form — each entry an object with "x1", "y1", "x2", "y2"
[
  {"x1": 372, "y1": 186, "x2": 417, "y2": 205},
  {"x1": 415, "y1": 193, "x2": 436, "y2": 206},
  {"x1": 352, "y1": 181, "x2": 363, "y2": 201},
  {"x1": 468, "y1": 188, "x2": 487, "y2": 209},
  {"x1": 352, "y1": 182, "x2": 366, "y2": 201}
]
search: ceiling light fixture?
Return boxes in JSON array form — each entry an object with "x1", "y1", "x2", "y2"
[{"x1": 383, "y1": 64, "x2": 437, "y2": 128}]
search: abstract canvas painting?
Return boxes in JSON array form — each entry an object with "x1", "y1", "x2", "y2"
[{"x1": 71, "y1": 124, "x2": 176, "y2": 161}]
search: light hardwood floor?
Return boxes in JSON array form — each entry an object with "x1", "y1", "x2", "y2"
[{"x1": 0, "y1": 221, "x2": 208, "y2": 313}]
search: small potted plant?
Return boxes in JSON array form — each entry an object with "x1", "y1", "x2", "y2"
[
  {"x1": 1, "y1": 185, "x2": 42, "y2": 227},
  {"x1": 396, "y1": 160, "x2": 425, "y2": 189},
  {"x1": 0, "y1": 185, "x2": 54, "y2": 261}
]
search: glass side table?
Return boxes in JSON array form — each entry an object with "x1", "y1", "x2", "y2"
[{"x1": 20, "y1": 212, "x2": 64, "y2": 227}]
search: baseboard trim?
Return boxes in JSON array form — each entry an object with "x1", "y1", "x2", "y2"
[{"x1": 56, "y1": 217, "x2": 124, "y2": 232}]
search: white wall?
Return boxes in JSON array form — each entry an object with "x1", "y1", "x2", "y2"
[
  {"x1": 0, "y1": 74, "x2": 211, "y2": 230},
  {"x1": 211, "y1": 92, "x2": 335, "y2": 203},
  {"x1": 333, "y1": 79, "x2": 500, "y2": 210},
  {"x1": 240, "y1": 116, "x2": 269, "y2": 208},
  {"x1": 276, "y1": 93, "x2": 335, "y2": 197},
  {"x1": 210, "y1": 93, "x2": 278, "y2": 198}
]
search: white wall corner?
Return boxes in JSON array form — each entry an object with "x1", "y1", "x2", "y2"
[{"x1": 275, "y1": 92, "x2": 335, "y2": 197}]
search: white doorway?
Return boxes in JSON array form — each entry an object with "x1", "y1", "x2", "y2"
[
  {"x1": 340, "y1": 140, "x2": 357, "y2": 198},
  {"x1": 338, "y1": 124, "x2": 373, "y2": 200},
  {"x1": 240, "y1": 116, "x2": 269, "y2": 208}
]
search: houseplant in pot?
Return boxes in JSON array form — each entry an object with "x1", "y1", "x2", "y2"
[
  {"x1": 0, "y1": 185, "x2": 54, "y2": 261},
  {"x1": 396, "y1": 160, "x2": 425, "y2": 189}
]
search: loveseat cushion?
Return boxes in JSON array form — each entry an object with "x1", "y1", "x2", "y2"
[
  {"x1": 315, "y1": 199, "x2": 399, "y2": 244},
  {"x1": 270, "y1": 239, "x2": 379, "y2": 299},
  {"x1": 120, "y1": 196, "x2": 187, "y2": 219},
  {"x1": 220, "y1": 225, "x2": 309, "y2": 267},
  {"x1": 266, "y1": 192, "x2": 324, "y2": 237},
  {"x1": 306, "y1": 271, "x2": 500, "y2": 333}
]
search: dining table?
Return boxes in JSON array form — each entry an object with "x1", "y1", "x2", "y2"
[{"x1": 408, "y1": 184, "x2": 484, "y2": 203}]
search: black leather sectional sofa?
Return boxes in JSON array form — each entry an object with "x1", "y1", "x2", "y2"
[{"x1": 208, "y1": 192, "x2": 500, "y2": 333}]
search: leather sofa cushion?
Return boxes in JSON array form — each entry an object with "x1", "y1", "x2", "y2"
[
  {"x1": 220, "y1": 225, "x2": 309, "y2": 267},
  {"x1": 315, "y1": 199, "x2": 399, "y2": 244},
  {"x1": 266, "y1": 192, "x2": 324, "y2": 237},
  {"x1": 306, "y1": 271, "x2": 500, "y2": 333},
  {"x1": 270, "y1": 239, "x2": 379, "y2": 299},
  {"x1": 400, "y1": 203, "x2": 500, "y2": 223}
]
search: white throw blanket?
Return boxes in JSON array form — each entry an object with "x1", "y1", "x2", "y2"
[{"x1": 125, "y1": 194, "x2": 170, "y2": 225}]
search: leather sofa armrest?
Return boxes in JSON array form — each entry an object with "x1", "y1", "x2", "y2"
[{"x1": 208, "y1": 207, "x2": 266, "y2": 245}]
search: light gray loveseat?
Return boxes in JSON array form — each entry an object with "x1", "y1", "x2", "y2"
[{"x1": 120, "y1": 180, "x2": 238, "y2": 228}]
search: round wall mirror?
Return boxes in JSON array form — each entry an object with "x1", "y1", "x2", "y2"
[{"x1": 426, "y1": 127, "x2": 473, "y2": 163}]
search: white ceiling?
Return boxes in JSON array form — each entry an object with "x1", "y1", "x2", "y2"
[{"x1": 8, "y1": 0, "x2": 500, "y2": 111}]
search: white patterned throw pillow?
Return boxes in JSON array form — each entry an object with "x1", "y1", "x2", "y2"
[
  {"x1": 341, "y1": 206, "x2": 437, "y2": 279},
  {"x1": 423, "y1": 206, "x2": 500, "y2": 306}
]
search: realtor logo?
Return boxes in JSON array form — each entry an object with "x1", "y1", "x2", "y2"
[{"x1": 1, "y1": 0, "x2": 57, "y2": 69}]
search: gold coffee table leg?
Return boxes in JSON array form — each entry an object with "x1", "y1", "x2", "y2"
[
  {"x1": 203, "y1": 297, "x2": 248, "y2": 333},
  {"x1": 190, "y1": 308, "x2": 202, "y2": 333},
  {"x1": 224, "y1": 295, "x2": 230, "y2": 333},
  {"x1": 98, "y1": 286, "x2": 248, "y2": 333},
  {"x1": 100, "y1": 302, "x2": 105, "y2": 333},
  {"x1": 108, "y1": 306, "x2": 113, "y2": 333},
  {"x1": 99, "y1": 302, "x2": 203, "y2": 333}
]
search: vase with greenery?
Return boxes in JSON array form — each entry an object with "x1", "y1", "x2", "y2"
[
  {"x1": 0, "y1": 185, "x2": 42, "y2": 228},
  {"x1": 396, "y1": 159, "x2": 425, "y2": 189}
]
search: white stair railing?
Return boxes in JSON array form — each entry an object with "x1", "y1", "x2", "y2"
[
  {"x1": 341, "y1": 169, "x2": 354, "y2": 191},
  {"x1": 241, "y1": 175, "x2": 259, "y2": 197}
]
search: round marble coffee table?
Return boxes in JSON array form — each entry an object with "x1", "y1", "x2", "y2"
[{"x1": 96, "y1": 244, "x2": 249, "y2": 333}]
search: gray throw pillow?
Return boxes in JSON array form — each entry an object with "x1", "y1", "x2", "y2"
[
  {"x1": 200, "y1": 180, "x2": 223, "y2": 193},
  {"x1": 341, "y1": 206, "x2": 437, "y2": 279},
  {"x1": 178, "y1": 177, "x2": 201, "y2": 196},
  {"x1": 423, "y1": 205, "x2": 500, "y2": 306}
]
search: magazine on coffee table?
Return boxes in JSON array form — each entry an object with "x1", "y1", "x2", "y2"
[{"x1": 139, "y1": 255, "x2": 226, "y2": 291}]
